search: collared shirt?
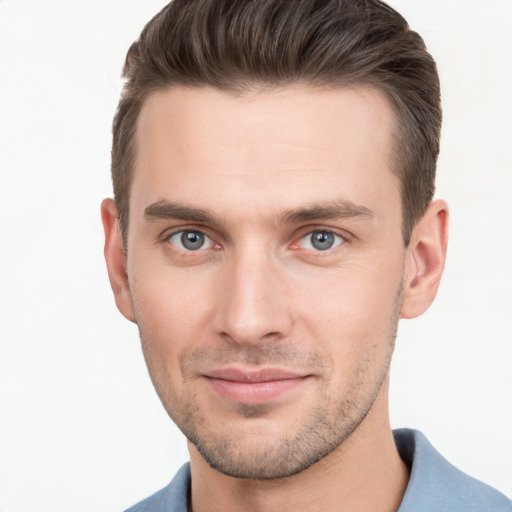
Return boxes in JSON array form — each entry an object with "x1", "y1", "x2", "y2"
[{"x1": 125, "y1": 429, "x2": 512, "y2": 512}]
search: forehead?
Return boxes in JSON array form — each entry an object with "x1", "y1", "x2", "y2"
[{"x1": 131, "y1": 85, "x2": 400, "y2": 225}]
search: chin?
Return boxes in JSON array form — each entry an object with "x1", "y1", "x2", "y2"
[{"x1": 185, "y1": 399, "x2": 371, "y2": 480}]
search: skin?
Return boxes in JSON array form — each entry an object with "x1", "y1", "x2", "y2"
[{"x1": 102, "y1": 85, "x2": 448, "y2": 512}]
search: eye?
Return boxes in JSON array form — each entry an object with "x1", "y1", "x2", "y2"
[
  {"x1": 298, "y1": 230, "x2": 344, "y2": 251},
  {"x1": 168, "y1": 230, "x2": 216, "y2": 251}
]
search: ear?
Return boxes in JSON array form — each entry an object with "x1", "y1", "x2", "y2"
[
  {"x1": 401, "y1": 199, "x2": 449, "y2": 319},
  {"x1": 101, "y1": 198, "x2": 136, "y2": 322}
]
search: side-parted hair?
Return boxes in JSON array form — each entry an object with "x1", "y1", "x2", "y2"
[{"x1": 112, "y1": 0, "x2": 441, "y2": 246}]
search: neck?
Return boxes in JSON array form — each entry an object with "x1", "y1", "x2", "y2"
[{"x1": 188, "y1": 380, "x2": 408, "y2": 512}]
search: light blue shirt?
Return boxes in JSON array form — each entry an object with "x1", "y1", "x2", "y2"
[{"x1": 125, "y1": 429, "x2": 511, "y2": 511}]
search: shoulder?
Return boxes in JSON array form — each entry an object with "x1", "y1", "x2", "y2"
[
  {"x1": 394, "y1": 429, "x2": 512, "y2": 512},
  {"x1": 124, "y1": 463, "x2": 191, "y2": 512}
]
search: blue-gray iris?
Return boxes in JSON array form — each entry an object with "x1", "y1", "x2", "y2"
[
  {"x1": 311, "y1": 231, "x2": 335, "y2": 250},
  {"x1": 182, "y1": 231, "x2": 205, "y2": 250}
]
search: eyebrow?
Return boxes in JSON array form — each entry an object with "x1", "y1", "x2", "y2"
[
  {"x1": 144, "y1": 200, "x2": 222, "y2": 225},
  {"x1": 279, "y1": 200, "x2": 375, "y2": 224},
  {"x1": 143, "y1": 199, "x2": 375, "y2": 226}
]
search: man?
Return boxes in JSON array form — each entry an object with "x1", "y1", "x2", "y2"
[{"x1": 101, "y1": 0, "x2": 511, "y2": 511}]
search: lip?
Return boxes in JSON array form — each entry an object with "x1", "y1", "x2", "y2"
[{"x1": 203, "y1": 368, "x2": 309, "y2": 404}]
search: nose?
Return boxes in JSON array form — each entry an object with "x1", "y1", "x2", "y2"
[{"x1": 213, "y1": 248, "x2": 293, "y2": 345}]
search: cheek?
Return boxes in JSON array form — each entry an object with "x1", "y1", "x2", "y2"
[
  {"x1": 130, "y1": 268, "x2": 214, "y2": 359},
  {"x1": 294, "y1": 261, "x2": 403, "y2": 366},
  {"x1": 297, "y1": 257, "x2": 403, "y2": 321}
]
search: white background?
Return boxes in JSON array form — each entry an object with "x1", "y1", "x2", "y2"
[{"x1": 0, "y1": 1, "x2": 511, "y2": 511}]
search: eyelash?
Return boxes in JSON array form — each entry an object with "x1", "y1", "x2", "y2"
[
  {"x1": 293, "y1": 228, "x2": 346, "y2": 252},
  {"x1": 162, "y1": 227, "x2": 349, "y2": 255},
  {"x1": 164, "y1": 228, "x2": 219, "y2": 253}
]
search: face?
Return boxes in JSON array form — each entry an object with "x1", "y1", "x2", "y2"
[{"x1": 124, "y1": 85, "x2": 407, "y2": 478}]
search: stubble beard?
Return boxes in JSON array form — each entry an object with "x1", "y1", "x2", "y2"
[
  {"x1": 136, "y1": 284, "x2": 403, "y2": 481},
  {"x1": 186, "y1": 382, "x2": 387, "y2": 480}
]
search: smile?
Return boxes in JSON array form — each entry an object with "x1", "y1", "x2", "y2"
[{"x1": 203, "y1": 368, "x2": 310, "y2": 404}]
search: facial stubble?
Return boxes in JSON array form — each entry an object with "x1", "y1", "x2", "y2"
[{"x1": 135, "y1": 281, "x2": 403, "y2": 481}]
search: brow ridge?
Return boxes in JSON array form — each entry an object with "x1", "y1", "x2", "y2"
[
  {"x1": 144, "y1": 200, "x2": 220, "y2": 224},
  {"x1": 143, "y1": 198, "x2": 375, "y2": 227},
  {"x1": 279, "y1": 200, "x2": 375, "y2": 224}
]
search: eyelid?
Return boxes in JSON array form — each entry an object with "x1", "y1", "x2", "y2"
[
  {"x1": 293, "y1": 225, "x2": 351, "y2": 240},
  {"x1": 163, "y1": 226, "x2": 220, "y2": 252},
  {"x1": 290, "y1": 226, "x2": 350, "y2": 252},
  {"x1": 161, "y1": 224, "x2": 212, "y2": 241},
  {"x1": 160, "y1": 224, "x2": 350, "y2": 253},
  {"x1": 303, "y1": 231, "x2": 342, "y2": 249}
]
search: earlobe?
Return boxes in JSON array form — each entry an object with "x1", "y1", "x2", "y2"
[
  {"x1": 401, "y1": 199, "x2": 449, "y2": 319},
  {"x1": 101, "y1": 198, "x2": 136, "y2": 323}
]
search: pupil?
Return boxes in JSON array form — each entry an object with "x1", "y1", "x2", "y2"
[
  {"x1": 181, "y1": 231, "x2": 204, "y2": 250},
  {"x1": 311, "y1": 231, "x2": 334, "y2": 250}
]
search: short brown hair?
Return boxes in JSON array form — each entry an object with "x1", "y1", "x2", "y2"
[{"x1": 111, "y1": 0, "x2": 441, "y2": 246}]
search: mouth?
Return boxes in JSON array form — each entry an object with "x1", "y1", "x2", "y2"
[{"x1": 203, "y1": 368, "x2": 310, "y2": 404}]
